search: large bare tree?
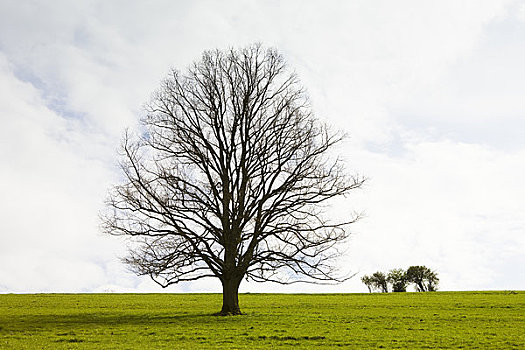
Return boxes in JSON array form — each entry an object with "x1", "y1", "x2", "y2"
[{"x1": 102, "y1": 44, "x2": 364, "y2": 315}]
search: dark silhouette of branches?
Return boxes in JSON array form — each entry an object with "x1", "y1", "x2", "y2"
[{"x1": 102, "y1": 44, "x2": 365, "y2": 315}]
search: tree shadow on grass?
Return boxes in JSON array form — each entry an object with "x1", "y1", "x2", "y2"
[{"x1": 1, "y1": 312, "x2": 227, "y2": 331}]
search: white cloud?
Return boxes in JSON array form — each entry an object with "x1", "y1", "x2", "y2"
[
  {"x1": 387, "y1": 5, "x2": 525, "y2": 151},
  {"x1": 0, "y1": 53, "x2": 130, "y2": 292}
]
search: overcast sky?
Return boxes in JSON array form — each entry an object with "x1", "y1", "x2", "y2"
[{"x1": 1, "y1": 0, "x2": 524, "y2": 293}]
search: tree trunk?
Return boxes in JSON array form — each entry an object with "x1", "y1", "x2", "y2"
[{"x1": 219, "y1": 277, "x2": 242, "y2": 315}]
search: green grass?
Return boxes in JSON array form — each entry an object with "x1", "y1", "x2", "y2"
[{"x1": 0, "y1": 291, "x2": 523, "y2": 349}]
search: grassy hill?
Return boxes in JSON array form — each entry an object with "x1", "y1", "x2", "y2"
[{"x1": 0, "y1": 291, "x2": 523, "y2": 349}]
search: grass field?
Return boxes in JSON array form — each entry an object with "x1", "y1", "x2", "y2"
[{"x1": 0, "y1": 291, "x2": 523, "y2": 349}]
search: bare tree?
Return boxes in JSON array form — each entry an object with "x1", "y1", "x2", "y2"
[{"x1": 102, "y1": 44, "x2": 364, "y2": 315}]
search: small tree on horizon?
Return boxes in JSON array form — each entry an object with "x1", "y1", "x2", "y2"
[
  {"x1": 406, "y1": 266, "x2": 439, "y2": 292},
  {"x1": 102, "y1": 44, "x2": 365, "y2": 315},
  {"x1": 361, "y1": 275, "x2": 373, "y2": 293},
  {"x1": 369, "y1": 272, "x2": 389, "y2": 293},
  {"x1": 387, "y1": 268, "x2": 408, "y2": 292}
]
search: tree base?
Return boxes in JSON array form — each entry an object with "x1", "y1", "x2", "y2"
[{"x1": 213, "y1": 310, "x2": 244, "y2": 316}]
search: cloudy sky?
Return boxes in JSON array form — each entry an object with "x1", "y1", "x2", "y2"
[{"x1": 1, "y1": 0, "x2": 524, "y2": 293}]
